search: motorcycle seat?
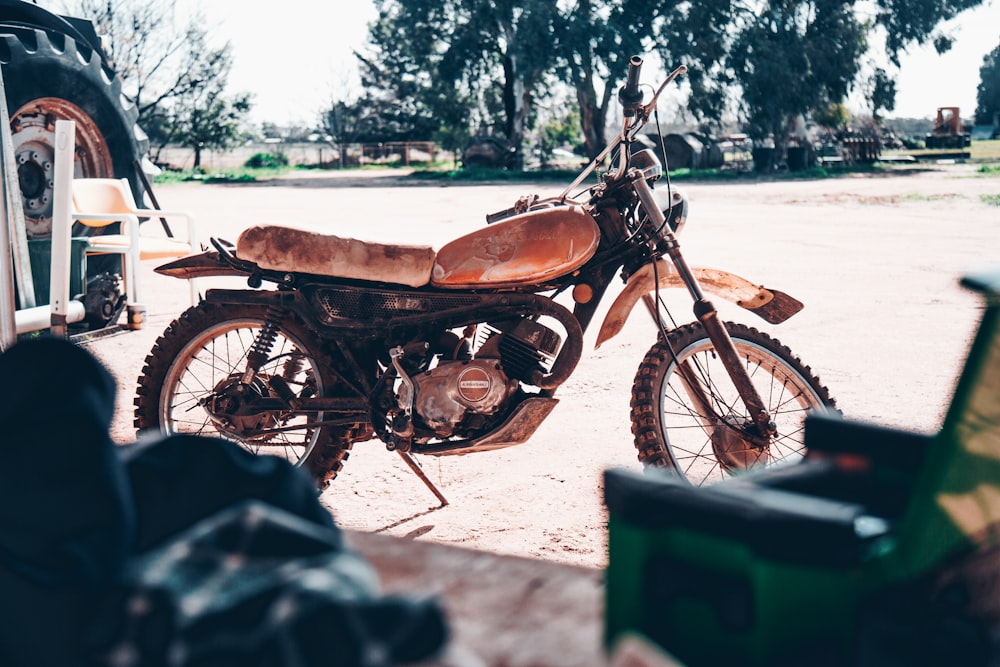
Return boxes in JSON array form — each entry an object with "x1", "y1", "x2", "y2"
[{"x1": 235, "y1": 224, "x2": 438, "y2": 288}]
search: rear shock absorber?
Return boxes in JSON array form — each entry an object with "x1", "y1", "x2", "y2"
[
  {"x1": 268, "y1": 353, "x2": 309, "y2": 410},
  {"x1": 241, "y1": 306, "x2": 286, "y2": 385}
]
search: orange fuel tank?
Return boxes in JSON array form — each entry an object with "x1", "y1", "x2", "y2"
[{"x1": 431, "y1": 205, "x2": 600, "y2": 289}]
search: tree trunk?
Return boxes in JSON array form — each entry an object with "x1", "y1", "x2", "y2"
[
  {"x1": 502, "y1": 55, "x2": 527, "y2": 170},
  {"x1": 577, "y1": 76, "x2": 610, "y2": 160}
]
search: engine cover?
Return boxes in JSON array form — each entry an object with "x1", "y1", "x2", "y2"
[{"x1": 410, "y1": 359, "x2": 516, "y2": 435}]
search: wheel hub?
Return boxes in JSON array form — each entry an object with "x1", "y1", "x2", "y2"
[
  {"x1": 710, "y1": 414, "x2": 769, "y2": 472},
  {"x1": 202, "y1": 375, "x2": 277, "y2": 440}
]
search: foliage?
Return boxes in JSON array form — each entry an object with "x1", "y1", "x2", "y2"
[
  {"x1": 244, "y1": 152, "x2": 289, "y2": 169},
  {"x1": 553, "y1": 0, "x2": 666, "y2": 159},
  {"x1": 652, "y1": 0, "x2": 736, "y2": 128},
  {"x1": 357, "y1": 0, "x2": 561, "y2": 169},
  {"x1": 159, "y1": 40, "x2": 253, "y2": 168},
  {"x1": 729, "y1": 1, "x2": 867, "y2": 143},
  {"x1": 874, "y1": 0, "x2": 985, "y2": 65},
  {"x1": 814, "y1": 103, "x2": 852, "y2": 130},
  {"x1": 866, "y1": 67, "x2": 897, "y2": 121},
  {"x1": 61, "y1": 0, "x2": 254, "y2": 163},
  {"x1": 981, "y1": 194, "x2": 1000, "y2": 206},
  {"x1": 153, "y1": 164, "x2": 297, "y2": 185},
  {"x1": 976, "y1": 40, "x2": 1000, "y2": 126}
]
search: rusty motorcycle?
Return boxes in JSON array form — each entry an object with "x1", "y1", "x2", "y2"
[{"x1": 134, "y1": 55, "x2": 835, "y2": 493}]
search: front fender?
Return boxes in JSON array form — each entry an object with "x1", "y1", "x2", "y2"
[{"x1": 595, "y1": 261, "x2": 804, "y2": 348}]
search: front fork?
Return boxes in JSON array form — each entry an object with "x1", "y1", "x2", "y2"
[{"x1": 632, "y1": 174, "x2": 776, "y2": 439}]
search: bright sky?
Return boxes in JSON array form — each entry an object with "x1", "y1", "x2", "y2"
[{"x1": 191, "y1": 0, "x2": 1000, "y2": 126}]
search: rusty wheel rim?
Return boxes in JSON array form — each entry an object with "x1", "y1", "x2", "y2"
[{"x1": 10, "y1": 97, "x2": 114, "y2": 238}]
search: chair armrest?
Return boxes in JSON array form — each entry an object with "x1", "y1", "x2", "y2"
[
  {"x1": 804, "y1": 413, "x2": 933, "y2": 474},
  {"x1": 72, "y1": 212, "x2": 140, "y2": 227},
  {"x1": 133, "y1": 208, "x2": 194, "y2": 221},
  {"x1": 736, "y1": 458, "x2": 914, "y2": 521},
  {"x1": 604, "y1": 468, "x2": 885, "y2": 566}
]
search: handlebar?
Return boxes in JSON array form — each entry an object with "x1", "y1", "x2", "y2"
[
  {"x1": 618, "y1": 55, "x2": 644, "y2": 118},
  {"x1": 556, "y1": 54, "x2": 686, "y2": 201}
]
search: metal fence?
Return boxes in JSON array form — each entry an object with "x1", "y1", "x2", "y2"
[{"x1": 155, "y1": 141, "x2": 441, "y2": 171}]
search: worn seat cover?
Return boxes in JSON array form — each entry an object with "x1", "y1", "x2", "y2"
[{"x1": 236, "y1": 224, "x2": 437, "y2": 288}]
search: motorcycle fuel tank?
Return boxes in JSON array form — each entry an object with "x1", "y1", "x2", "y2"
[{"x1": 431, "y1": 205, "x2": 600, "y2": 289}]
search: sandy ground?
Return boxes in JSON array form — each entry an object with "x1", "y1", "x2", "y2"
[{"x1": 83, "y1": 163, "x2": 1000, "y2": 570}]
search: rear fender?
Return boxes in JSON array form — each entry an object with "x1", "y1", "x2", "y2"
[
  {"x1": 595, "y1": 260, "x2": 804, "y2": 348},
  {"x1": 154, "y1": 250, "x2": 250, "y2": 280}
]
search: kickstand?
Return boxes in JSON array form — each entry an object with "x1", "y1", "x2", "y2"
[{"x1": 396, "y1": 450, "x2": 449, "y2": 507}]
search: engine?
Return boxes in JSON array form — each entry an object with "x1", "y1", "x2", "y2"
[
  {"x1": 386, "y1": 317, "x2": 563, "y2": 441},
  {"x1": 407, "y1": 359, "x2": 517, "y2": 436}
]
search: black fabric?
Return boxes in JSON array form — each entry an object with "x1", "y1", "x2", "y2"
[
  {"x1": 0, "y1": 338, "x2": 448, "y2": 665},
  {"x1": 0, "y1": 337, "x2": 134, "y2": 666},
  {"x1": 123, "y1": 433, "x2": 336, "y2": 554},
  {"x1": 88, "y1": 501, "x2": 448, "y2": 667}
]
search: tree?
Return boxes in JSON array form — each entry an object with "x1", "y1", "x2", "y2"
[
  {"x1": 60, "y1": 2, "x2": 207, "y2": 129},
  {"x1": 721, "y1": 0, "x2": 985, "y2": 155},
  {"x1": 161, "y1": 40, "x2": 253, "y2": 169},
  {"x1": 975, "y1": 40, "x2": 1000, "y2": 128},
  {"x1": 60, "y1": 0, "x2": 253, "y2": 159},
  {"x1": 866, "y1": 67, "x2": 897, "y2": 122},
  {"x1": 555, "y1": 0, "x2": 663, "y2": 160},
  {"x1": 358, "y1": 0, "x2": 985, "y2": 167},
  {"x1": 362, "y1": 0, "x2": 560, "y2": 169},
  {"x1": 728, "y1": 0, "x2": 867, "y2": 147},
  {"x1": 319, "y1": 98, "x2": 373, "y2": 168}
]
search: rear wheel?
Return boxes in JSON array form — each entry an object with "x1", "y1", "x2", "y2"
[
  {"x1": 631, "y1": 321, "x2": 835, "y2": 486},
  {"x1": 134, "y1": 303, "x2": 367, "y2": 489}
]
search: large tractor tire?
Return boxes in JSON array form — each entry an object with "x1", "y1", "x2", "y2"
[{"x1": 0, "y1": 27, "x2": 147, "y2": 241}]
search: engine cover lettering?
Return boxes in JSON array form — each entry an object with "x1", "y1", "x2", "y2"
[{"x1": 457, "y1": 366, "x2": 492, "y2": 402}]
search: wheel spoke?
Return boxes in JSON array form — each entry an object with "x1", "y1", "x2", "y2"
[
  {"x1": 632, "y1": 322, "x2": 833, "y2": 487},
  {"x1": 159, "y1": 318, "x2": 324, "y2": 466}
]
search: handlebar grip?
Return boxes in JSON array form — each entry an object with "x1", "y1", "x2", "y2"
[
  {"x1": 619, "y1": 55, "x2": 644, "y2": 117},
  {"x1": 486, "y1": 207, "x2": 516, "y2": 224}
]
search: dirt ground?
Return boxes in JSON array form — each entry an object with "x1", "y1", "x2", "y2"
[{"x1": 85, "y1": 163, "x2": 1000, "y2": 571}]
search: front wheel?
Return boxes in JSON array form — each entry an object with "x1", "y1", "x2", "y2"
[
  {"x1": 133, "y1": 303, "x2": 367, "y2": 489},
  {"x1": 630, "y1": 321, "x2": 835, "y2": 486}
]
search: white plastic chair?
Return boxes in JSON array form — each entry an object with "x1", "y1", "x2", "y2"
[{"x1": 72, "y1": 178, "x2": 199, "y2": 306}]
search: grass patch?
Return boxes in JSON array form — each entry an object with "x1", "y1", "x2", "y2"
[
  {"x1": 882, "y1": 139, "x2": 1000, "y2": 162},
  {"x1": 150, "y1": 152, "x2": 966, "y2": 187},
  {"x1": 972, "y1": 140, "x2": 1000, "y2": 161},
  {"x1": 981, "y1": 194, "x2": 1000, "y2": 206},
  {"x1": 153, "y1": 165, "x2": 297, "y2": 184},
  {"x1": 408, "y1": 166, "x2": 582, "y2": 183},
  {"x1": 406, "y1": 161, "x2": 891, "y2": 185}
]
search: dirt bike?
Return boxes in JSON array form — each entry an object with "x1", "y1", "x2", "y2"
[{"x1": 134, "y1": 55, "x2": 835, "y2": 495}]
